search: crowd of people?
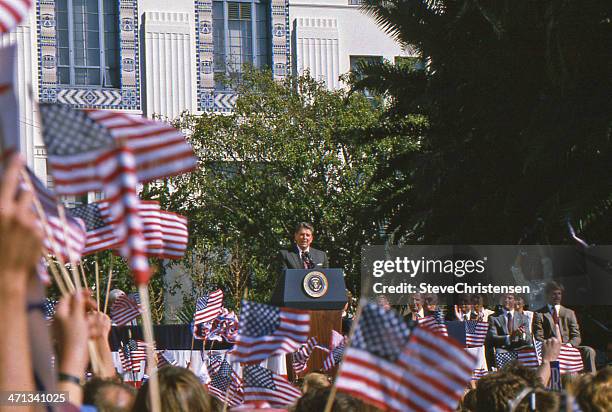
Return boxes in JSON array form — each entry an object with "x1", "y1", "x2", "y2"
[{"x1": 2, "y1": 152, "x2": 611, "y2": 412}]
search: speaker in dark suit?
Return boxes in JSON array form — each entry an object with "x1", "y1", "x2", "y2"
[{"x1": 278, "y1": 222, "x2": 329, "y2": 270}]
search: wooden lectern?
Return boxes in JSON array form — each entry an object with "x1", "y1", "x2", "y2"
[{"x1": 271, "y1": 268, "x2": 347, "y2": 377}]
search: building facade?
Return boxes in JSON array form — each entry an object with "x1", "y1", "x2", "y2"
[{"x1": 6, "y1": 0, "x2": 410, "y2": 181}]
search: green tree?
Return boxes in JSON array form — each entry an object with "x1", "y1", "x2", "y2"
[
  {"x1": 354, "y1": 0, "x2": 612, "y2": 244},
  {"x1": 143, "y1": 70, "x2": 398, "y2": 308}
]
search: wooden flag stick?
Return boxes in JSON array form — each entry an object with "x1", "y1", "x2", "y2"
[
  {"x1": 19, "y1": 170, "x2": 75, "y2": 293},
  {"x1": 138, "y1": 284, "x2": 161, "y2": 412},
  {"x1": 44, "y1": 254, "x2": 69, "y2": 297},
  {"x1": 78, "y1": 262, "x2": 89, "y2": 292},
  {"x1": 57, "y1": 205, "x2": 82, "y2": 292},
  {"x1": 103, "y1": 255, "x2": 114, "y2": 314},
  {"x1": 323, "y1": 299, "x2": 366, "y2": 412},
  {"x1": 95, "y1": 259, "x2": 100, "y2": 311}
]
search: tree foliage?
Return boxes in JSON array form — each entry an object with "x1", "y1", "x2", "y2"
[
  {"x1": 356, "y1": 0, "x2": 612, "y2": 244},
  {"x1": 143, "y1": 70, "x2": 397, "y2": 307}
]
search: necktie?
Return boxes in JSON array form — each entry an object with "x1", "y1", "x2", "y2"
[
  {"x1": 302, "y1": 252, "x2": 313, "y2": 269},
  {"x1": 507, "y1": 312, "x2": 514, "y2": 334},
  {"x1": 552, "y1": 306, "x2": 560, "y2": 327}
]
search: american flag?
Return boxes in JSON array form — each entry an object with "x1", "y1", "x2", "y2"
[
  {"x1": 335, "y1": 303, "x2": 476, "y2": 412},
  {"x1": 0, "y1": 0, "x2": 31, "y2": 34},
  {"x1": 323, "y1": 341, "x2": 345, "y2": 372},
  {"x1": 322, "y1": 329, "x2": 345, "y2": 371},
  {"x1": 70, "y1": 200, "x2": 189, "y2": 260},
  {"x1": 464, "y1": 320, "x2": 488, "y2": 347},
  {"x1": 418, "y1": 310, "x2": 448, "y2": 337},
  {"x1": 110, "y1": 294, "x2": 142, "y2": 325},
  {"x1": 120, "y1": 339, "x2": 147, "y2": 373},
  {"x1": 242, "y1": 365, "x2": 301, "y2": 407},
  {"x1": 140, "y1": 201, "x2": 164, "y2": 255},
  {"x1": 217, "y1": 309, "x2": 239, "y2": 343},
  {"x1": 231, "y1": 301, "x2": 310, "y2": 364},
  {"x1": 42, "y1": 298, "x2": 56, "y2": 321},
  {"x1": 84, "y1": 110, "x2": 197, "y2": 184},
  {"x1": 466, "y1": 346, "x2": 488, "y2": 381},
  {"x1": 157, "y1": 350, "x2": 177, "y2": 368},
  {"x1": 139, "y1": 202, "x2": 189, "y2": 259},
  {"x1": 24, "y1": 168, "x2": 87, "y2": 262},
  {"x1": 207, "y1": 354, "x2": 244, "y2": 407},
  {"x1": 157, "y1": 210, "x2": 188, "y2": 259},
  {"x1": 39, "y1": 103, "x2": 151, "y2": 284},
  {"x1": 291, "y1": 337, "x2": 318, "y2": 374},
  {"x1": 495, "y1": 342, "x2": 583, "y2": 374},
  {"x1": 69, "y1": 201, "x2": 119, "y2": 255},
  {"x1": 194, "y1": 290, "x2": 224, "y2": 326}
]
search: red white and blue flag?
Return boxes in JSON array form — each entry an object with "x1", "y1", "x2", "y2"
[
  {"x1": 418, "y1": 310, "x2": 449, "y2": 337},
  {"x1": 0, "y1": 0, "x2": 31, "y2": 34},
  {"x1": 291, "y1": 337, "x2": 319, "y2": 374},
  {"x1": 495, "y1": 341, "x2": 583, "y2": 374},
  {"x1": 69, "y1": 201, "x2": 119, "y2": 255},
  {"x1": 110, "y1": 294, "x2": 142, "y2": 326},
  {"x1": 120, "y1": 339, "x2": 147, "y2": 373},
  {"x1": 24, "y1": 168, "x2": 87, "y2": 262},
  {"x1": 464, "y1": 320, "x2": 488, "y2": 347},
  {"x1": 335, "y1": 303, "x2": 476, "y2": 412},
  {"x1": 231, "y1": 301, "x2": 309, "y2": 364},
  {"x1": 242, "y1": 365, "x2": 301, "y2": 407},
  {"x1": 207, "y1": 353, "x2": 243, "y2": 407},
  {"x1": 194, "y1": 290, "x2": 224, "y2": 326},
  {"x1": 39, "y1": 104, "x2": 149, "y2": 283}
]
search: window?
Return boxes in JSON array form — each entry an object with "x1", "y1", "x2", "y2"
[
  {"x1": 55, "y1": 0, "x2": 120, "y2": 87},
  {"x1": 213, "y1": 0, "x2": 270, "y2": 90},
  {"x1": 395, "y1": 56, "x2": 425, "y2": 71},
  {"x1": 350, "y1": 55, "x2": 383, "y2": 100}
]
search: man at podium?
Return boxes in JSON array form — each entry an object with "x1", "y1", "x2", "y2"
[{"x1": 278, "y1": 222, "x2": 329, "y2": 270}]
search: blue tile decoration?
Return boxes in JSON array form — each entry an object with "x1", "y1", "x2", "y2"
[
  {"x1": 36, "y1": 0, "x2": 141, "y2": 110},
  {"x1": 195, "y1": 0, "x2": 290, "y2": 112},
  {"x1": 271, "y1": 0, "x2": 290, "y2": 82}
]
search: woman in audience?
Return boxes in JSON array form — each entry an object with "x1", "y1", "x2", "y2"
[
  {"x1": 301, "y1": 372, "x2": 330, "y2": 394},
  {"x1": 132, "y1": 366, "x2": 212, "y2": 412},
  {"x1": 83, "y1": 377, "x2": 136, "y2": 412}
]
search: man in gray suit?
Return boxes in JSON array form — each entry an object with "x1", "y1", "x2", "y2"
[
  {"x1": 488, "y1": 293, "x2": 532, "y2": 352},
  {"x1": 278, "y1": 222, "x2": 329, "y2": 270},
  {"x1": 533, "y1": 281, "x2": 596, "y2": 372}
]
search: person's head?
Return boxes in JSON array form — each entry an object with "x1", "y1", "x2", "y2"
[
  {"x1": 456, "y1": 294, "x2": 472, "y2": 313},
  {"x1": 459, "y1": 388, "x2": 477, "y2": 411},
  {"x1": 132, "y1": 366, "x2": 212, "y2": 412},
  {"x1": 573, "y1": 366, "x2": 612, "y2": 412},
  {"x1": 424, "y1": 293, "x2": 438, "y2": 312},
  {"x1": 408, "y1": 293, "x2": 423, "y2": 313},
  {"x1": 475, "y1": 371, "x2": 528, "y2": 412},
  {"x1": 514, "y1": 296, "x2": 525, "y2": 312},
  {"x1": 108, "y1": 289, "x2": 126, "y2": 307},
  {"x1": 544, "y1": 282, "x2": 564, "y2": 305},
  {"x1": 470, "y1": 294, "x2": 484, "y2": 313},
  {"x1": 301, "y1": 373, "x2": 330, "y2": 394},
  {"x1": 502, "y1": 294, "x2": 516, "y2": 311},
  {"x1": 293, "y1": 388, "x2": 364, "y2": 412},
  {"x1": 83, "y1": 378, "x2": 136, "y2": 412},
  {"x1": 293, "y1": 222, "x2": 314, "y2": 251},
  {"x1": 509, "y1": 389, "x2": 559, "y2": 412}
]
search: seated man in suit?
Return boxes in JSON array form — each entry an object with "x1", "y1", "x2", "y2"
[
  {"x1": 533, "y1": 281, "x2": 596, "y2": 372},
  {"x1": 278, "y1": 222, "x2": 329, "y2": 270},
  {"x1": 488, "y1": 293, "x2": 532, "y2": 353}
]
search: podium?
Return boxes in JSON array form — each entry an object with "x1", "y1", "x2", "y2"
[{"x1": 271, "y1": 269, "x2": 347, "y2": 376}]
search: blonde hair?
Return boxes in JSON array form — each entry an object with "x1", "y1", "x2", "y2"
[{"x1": 301, "y1": 373, "x2": 330, "y2": 394}]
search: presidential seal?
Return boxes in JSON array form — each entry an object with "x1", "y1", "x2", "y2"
[{"x1": 303, "y1": 271, "x2": 329, "y2": 298}]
